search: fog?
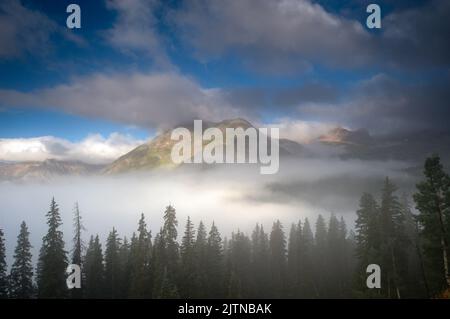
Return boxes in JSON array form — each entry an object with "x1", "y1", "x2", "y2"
[{"x1": 0, "y1": 156, "x2": 418, "y2": 267}]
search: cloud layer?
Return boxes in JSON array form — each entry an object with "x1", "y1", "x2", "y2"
[{"x1": 0, "y1": 133, "x2": 144, "y2": 164}]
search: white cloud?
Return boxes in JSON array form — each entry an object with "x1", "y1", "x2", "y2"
[
  {"x1": 104, "y1": 0, "x2": 170, "y2": 66},
  {"x1": 268, "y1": 118, "x2": 336, "y2": 144},
  {"x1": 0, "y1": 133, "x2": 145, "y2": 164},
  {"x1": 0, "y1": 72, "x2": 243, "y2": 129}
]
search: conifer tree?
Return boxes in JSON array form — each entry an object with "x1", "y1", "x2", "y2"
[
  {"x1": 129, "y1": 214, "x2": 152, "y2": 298},
  {"x1": 414, "y1": 154, "x2": 450, "y2": 294},
  {"x1": 180, "y1": 216, "x2": 196, "y2": 297},
  {"x1": 84, "y1": 235, "x2": 104, "y2": 298},
  {"x1": 206, "y1": 222, "x2": 223, "y2": 297},
  {"x1": 0, "y1": 229, "x2": 7, "y2": 298},
  {"x1": 355, "y1": 192, "x2": 381, "y2": 295},
  {"x1": 71, "y1": 202, "x2": 84, "y2": 298},
  {"x1": 37, "y1": 198, "x2": 68, "y2": 298},
  {"x1": 9, "y1": 222, "x2": 34, "y2": 298},
  {"x1": 104, "y1": 228, "x2": 122, "y2": 298},
  {"x1": 193, "y1": 221, "x2": 208, "y2": 297},
  {"x1": 314, "y1": 214, "x2": 327, "y2": 297},
  {"x1": 379, "y1": 177, "x2": 408, "y2": 298},
  {"x1": 269, "y1": 220, "x2": 286, "y2": 297}
]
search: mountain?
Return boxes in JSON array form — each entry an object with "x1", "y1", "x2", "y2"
[
  {"x1": 316, "y1": 127, "x2": 450, "y2": 166},
  {"x1": 318, "y1": 127, "x2": 373, "y2": 146},
  {"x1": 0, "y1": 159, "x2": 103, "y2": 182},
  {"x1": 103, "y1": 118, "x2": 305, "y2": 174}
]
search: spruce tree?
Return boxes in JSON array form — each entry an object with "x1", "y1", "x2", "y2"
[
  {"x1": 9, "y1": 222, "x2": 34, "y2": 298},
  {"x1": 193, "y1": 221, "x2": 208, "y2": 297},
  {"x1": 37, "y1": 198, "x2": 68, "y2": 298},
  {"x1": 414, "y1": 154, "x2": 450, "y2": 294},
  {"x1": 206, "y1": 222, "x2": 223, "y2": 297},
  {"x1": 71, "y1": 202, "x2": 85, "y2": 298},
  {"x1": 314, "y1": 214, "x2": 327, "y2": 297},
  {"x1": 84, "y1": 235, "x2": 104, "y2": 298},
  {"x1": 180, "y1": 216, "x2": 196, "y2": 297},
  {"x1": 379, "y1": 177, "x2": 408, "y2": 298},
  {"x1": 269, "y1": 220, "x2": 286, "y2": 297},
  {"x1": 129, "y1": 214, "x2": 152, "y2": 298},
  {"x1": 104, "y1": 228, "x2": 122, "y2": 298},
  {"x1": 355, "y1": 192, "x2": 381, "y2": 295},
  {"x1": 0, "y1": 228, "x2": 7, "y2": 298}
]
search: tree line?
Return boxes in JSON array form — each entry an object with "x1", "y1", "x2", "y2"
[{"x1": 0, "y1": 155, "x2": 449, "y2": 298}]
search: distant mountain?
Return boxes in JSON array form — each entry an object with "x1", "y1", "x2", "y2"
[
  {"x1": 0, "y1": 159, "x2": 103, "y2": 182},
  {"x1": 318, "y1": 127, "x2": 373, "y2": 146},
  {"x1": 103, "y1": 118, "x2": 305, "y2": 174},
  {"x1": 316, "y1": 127, "x2": 450, "y2": 165}
]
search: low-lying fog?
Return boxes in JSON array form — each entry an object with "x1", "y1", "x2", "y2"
[{"x1": 0, "y1": 157, "x2": 419, "y2": 266}]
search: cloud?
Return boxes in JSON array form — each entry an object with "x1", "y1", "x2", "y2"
[
  {"x1": 268, "y1": 118, "x2": 336, "y2": 144},
  {"x1": 0, "y1": 72, "x2": 244, "y2": 129},
  {"x1": 171, "y1": 0, "x2": 450, "y2": 73},
  {"x1": 104, "y1": 0, "x2": 170, "y2": 67},
  {"x1": 172, "y1": 0, "x2": 373, "y2": 73},
  {"x1": 0, "y1": 133, "x2": 144, "y2": 164},
  {"x1": 297, "y1": 74, "x2": 450, "y2": 134},
  {"x1": 0, "y1": 0, "x2": 85, "y2": 59}
]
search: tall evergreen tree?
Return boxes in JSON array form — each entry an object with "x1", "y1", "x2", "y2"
[
  {"x1": 379, "y1": 177, "x2": 408, "y2": 298},
  {"x1": 180, "y1": 216, "x2": 196, "y2": 297},
  {"x1": 129, "y1": 214, "x2": 152, "y2": 298},
  {"x1": 0, "y1": 229, "x2": 7, "y2": 298},
  {"x1": 37, "y1": 198, "x2": 68, "y2": 298},
  {"x1": 314, "y1": 214, "x2": 327, "y2": 297},
  {"x1": 300, "y1": 218, "x2": 316, "y2": 297},
  {"x1": 250, "y1": 224, "x2": 270, "y2": 298},
  {"x1": 414, "y1": 154, "x2": 450, "y2": 295},
  {"x1": 104, "y1": 228, "x2": 122, "y2": 298},
  {"x1": 206, "y1": 222, "x2": 223, "y2": 297},
  {"x1": 9, "y1": 222, "x2": 34, "y2": 298},
  {"x1": 193, "y1": 221, "x2": 208, "y2": 297},
  {"x1": 84, "y1": 235, "x2": 104, "y2": 298},
  {"x1": 269, "y1": 220, "x2": 286, "y2": 297},
  {"x1": 354, "y1": 192, "x2": 381, "y2": 296},
  {"x1": 71, "y1": 202, "x2": 85, "y2": 298}
]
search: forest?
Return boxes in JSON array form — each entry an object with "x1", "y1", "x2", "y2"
[{"x1": 0, "y1": 155, "x2": 449, "y2": 299}]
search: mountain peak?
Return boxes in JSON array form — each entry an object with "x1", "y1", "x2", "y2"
[{"x1": 318, "y1": 126, "x2": 373, "y2": 146}]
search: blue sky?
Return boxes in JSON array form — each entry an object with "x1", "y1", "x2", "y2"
[{"x1": 0, "y1": 0, "x2": 449, "y2": 149}]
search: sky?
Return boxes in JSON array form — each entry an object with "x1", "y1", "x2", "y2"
[{"x1": 0, "y1": 0, "x2": 449, "y2": 163}]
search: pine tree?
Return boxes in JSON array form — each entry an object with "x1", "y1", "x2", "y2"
[
  {"x1": 193, "y1": 221, "x2": 208, "y2": 297},
  {"x1": 414, "y1": 154, "x2": 450, "y2": 295},
  {"x1": 162, "y1": 205, "x2": 179, "y2": 275},
  {"x1": 300, "y1": 218, "x2": 315, "y2": 297},
  {"x1": 180, "y1": 216, "x2": 196, "y2": 297},
  {"x1": 71, "y1": 202, "x2": 85, "y2": 298},
  {"x1": 129, "y1": 214, "x2": 152, "y2": 298},
  {"x1": 118, "y1": 236, "x2": 131, "y2": 298},
  {"x1": 206, "y1": 222, "x2": 223, "y2": 297},
  {"x1": 250, "y1": 224, "x2": 270, "y2": 298},
  {"x1": 84, "y1": 235, "x2": 104, "y2": 298},
  {"x1": 104, "y1": 228, "x2": 122, "y2": 298},
  {"x1": 354, "y1": 192, "x2": 381, "y2": 295},
  {"x1": 379, "y1": 177, "x2": 408, "y2": 298},
  {"x1": 37, "y1": 198, "x2": 68, "y2": 298},
  {"x1": 9, "y1": 222, "x2": 34, "y2": 298},
  {"x1": 314, "y1": 214, "x2": 327, "y2": 297},
  {"x1": 0, "y1": 228, "x2": 7, "y2": 298},
  {"x1": 269, "y1": 220, "x2": 286, "y2": 298},
  {"x1": 287, "y1": 223, "x2": 299, "y2": 297},
  {"x1": 227, "y1": 231, "x2": 251, "y2": 298}
]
